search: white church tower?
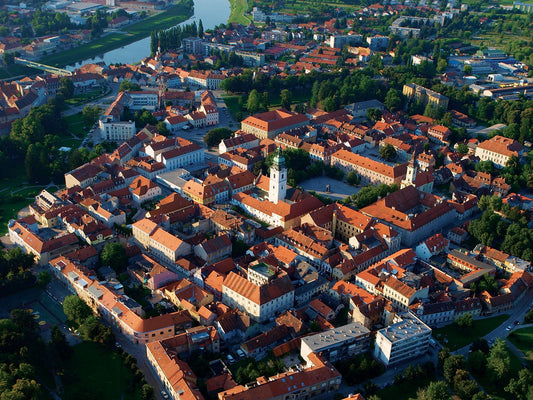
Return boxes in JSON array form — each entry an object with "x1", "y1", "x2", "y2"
[
  {"x1": 269, "y1": 146, "x2": 287, "y2": 204},
  {"x1": 401, "y1": 156, "x2": 417, "y2": 189}
]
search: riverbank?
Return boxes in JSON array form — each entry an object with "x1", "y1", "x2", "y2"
[
  {"x1": 41, "y1": 0, "x2": 194, "y2": 68},
  {"x1": 228, "y1": 0, "x2": 251, "y2": 25}
]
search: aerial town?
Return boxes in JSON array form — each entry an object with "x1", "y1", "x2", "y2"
[{"x1": 1, "y1": 0, "x2": 533, "y2": 400}]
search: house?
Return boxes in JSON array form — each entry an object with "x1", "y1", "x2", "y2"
[
  {"x1": 218, "y1": 133, "x2": 260, "y2": 154},
  {"x1": 129, "y1": 175, "x2": 162, "y2": 205},
  {"x1": 132, "y1": 219, "x2": 192, "y2": 265},
  {"x1": 427, "y1": 125, "x2": 451, "y2": 144},
  {"x1": 241, "y1": 325, "x2": 291, "y2": 359},
  {"x1": 194, "y1": 234, "x2": 232, "y2": 264},
  {"x1": 474, "y1": 135, "x2": 524, "y2": 168},
  {"x1": 164, "y1": 115, "x2": 189, "y2": 133},
  {"x1": 221, "y1": 271, "x2": 294, "y2": 322},
  {"x1": 415, "y1": 233, "x2": 449, "y2": 261}
]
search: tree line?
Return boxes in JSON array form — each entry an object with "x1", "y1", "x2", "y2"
[{"x1": 150, "y1": 19, "x2": 200, "y2": 56}]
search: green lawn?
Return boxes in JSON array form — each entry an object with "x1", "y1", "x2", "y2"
[
  {"x1": 41, "y1": 0, "x2": 193, "y2": 67},
  {"x1": 65, "y1": 89, "x2": 106, "y2": 106},
  {"x1": 63, "y1": 342, "x2": 143, "y2": 400},
  {"x1": 509, "y1": 326, "x2": 533, "y2": 363},
  {"x1": 228, "y1": 0, "x2": 251, "y2": 25},
  {"x1": 64, "y1": 113, "x2": 89, "y2": 138},
  {"x1": 222, "y1": 94, "x2": 245, "y2": 120},
  {"x1": 433, "y1": 315, "x2": 509, "y2": 350},
  {"x1": 377, "y1": 378, "x2": 433, "y2": 400}
]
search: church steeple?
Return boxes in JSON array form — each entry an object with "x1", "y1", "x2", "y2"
[{"x1": 269, "y1": 146, "x2": 287, "y2": 204}]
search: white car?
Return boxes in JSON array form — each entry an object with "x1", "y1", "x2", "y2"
[
  {"x1": 236, "y1": 349, "x2": 246, "y2": 358},
  {"x1": 160, "y1": 390, "x2": 169, "y2": 399},
  {"x1": 227, "y1": 354, "x2": 235, "y2": 363}
]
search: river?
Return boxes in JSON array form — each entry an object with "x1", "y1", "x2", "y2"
[{"x1": 66, "y1": 0, "x2": 231, "y2": 70}]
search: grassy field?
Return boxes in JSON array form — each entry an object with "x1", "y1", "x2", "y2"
[
  {"x1": 64, "y1": 113, "x2": 89, "y2": 138},
  {"x1": 63, "y1": 342, "x2": 143, "y2": 400},
  {"x1": 433, "y1": 315, "x2": 509, "y2": 351},
  {"x1": 41, "y1": 0, "x2": 193, "y2": 67},
  {"x1": 222, "y1": 94, "x2": 245, "y2": 120},
  {"x1": 377, "y1": 378, "x2": 433, "y2": 400},
  {"x1": 228, "y1": 0, "x2": 251, "y2": 25},
  {"x1": 509, "y1": 326, "x2": 533, "y2": 363},
  {"x1": 0, "y1": 63, "x2": 41, "y2": 79}
]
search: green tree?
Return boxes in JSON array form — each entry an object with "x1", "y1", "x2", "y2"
[
  {"x1": 141, "y1": 384, "x2": 155, "y2": 400},
  {"x1": 436, "y1": 58, "x2": 448, "y2": 73},
  {"x1": 475, "y1": 160, "x2": 494, "y2": 174},
  {"x1": 467, "y1": 350, "x2": 487, "y2": 375},
  {"x1": 463, "y1": 64, "x2": 473, "y2": 75},
  {"x1": 36, "y1": 271, "x2": 51, "y2": 288},
  {"x1": 119, "y1": 80, "x2": 141, "y2": 92},
  {"x1": 455, "y1": 313, "x2": 473, "y2": 330},
  {"x1": 156, "y1": 121, "x2": 169, "y2": 136},
  {"x1": 347, "y1": 171, "x2": 360, "y2": 185},
  {"x1": 197, "y1": 19, "x2": 204, "y2": 38},
  {"x1": 51, "y1": 325, "x2": 72, "y2": 360},
  {"x1": 384, "y1": 88, "x2": 402, "y2": 112},
  {"x1": 505, "y1": 368, "x2": 533, "y2": 400},
  {"x1": 261, "y1": 91, "x2": 270, "y2": 110},
  {"x1": 280, "y1": 89, "x2": 292, "y2": 110},
  {"x1": 417, "y1": 381, "x2": 451, "y2": 400},
  {"x1": 456, "y1": 143, "x2": 469, "y2": 155},
  {"x1": 63, "y1": 295, "x2": 92, "y2": 324},
  {"x1": 82, "y1": 105, "x2": 100, "y2": 126},
  {"x1": 367, "y1": 108, "x2": 382, "y2": 122},
  {"x1": 135, "y1": 109, "x2": 157, "y2": 128},
  {"x1": 204, "y1": 127, "x2": 233, "y2": 147},
  {"x1": 379, "y1": 144, "x2": 397, "y2": 161},
  {"x1": 59, "y1": 77, "x2": 74, "y2": 99},
  {"x1": 247, "y1": 89, "x2": 261, "y2": 114},
  {"x1": 487, "y1": 339, "x2": 511, "y2": 380},
  {"x1": 100, "y1": 242, "x2": 128, "y2": 273},
  {"x1": 443, "y1": 355, "x2": 466, "y2": 383}
]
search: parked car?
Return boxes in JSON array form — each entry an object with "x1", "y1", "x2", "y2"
[
  {"x1": 236, "y1": 349, "x2": 246, "y2": 358},
  {"x1": 227, "y1": 354, "x2": 235, "y2": 363},
  {"x1": 160, "y1": 390, "x2": 169, "y2": 399}
]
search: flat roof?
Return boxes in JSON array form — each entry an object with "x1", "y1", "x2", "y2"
[
  {"x1": 301, "y1": 322, "x2": 370, "y2": 351},
  {"x1": 377, "y1": 312, "x2": 431, "y2": 343}
]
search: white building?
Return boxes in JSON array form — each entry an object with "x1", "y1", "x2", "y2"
[
  {"x1": 374, "y1": 311, "x2": 432, "y2": 366},
  {"x1": 300, "y1": 322, "x2": 371, "y2": 364},
  {"x1": 124, "y1": 91, "x2": 159, "y2": 111},
  {"x1": 474, "y1": 135, "x2": 524, "y2": 169},
  {"x1": 99, "y1": 116, "x2": 136, "y2": 141}
]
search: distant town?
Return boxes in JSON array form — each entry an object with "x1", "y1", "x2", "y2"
[{"x1": 2, "y1": 1, "x2": 533, "y2": 400}]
